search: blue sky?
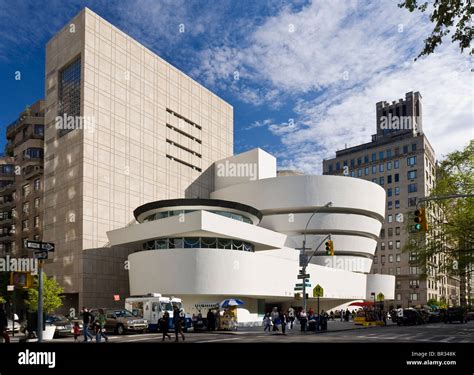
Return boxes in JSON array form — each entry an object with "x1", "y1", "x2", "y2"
[{"x1": 0, "y1": 0, "x2": 472, "y2": 173}]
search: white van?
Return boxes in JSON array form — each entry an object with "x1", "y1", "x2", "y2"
[{"x1": 125, "y1": 294, "x2": 192, "y2": 332}]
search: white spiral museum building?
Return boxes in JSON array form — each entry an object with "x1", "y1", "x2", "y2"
[{"x1": 107, "y1": 148, "x2": 395, "y2": 323}]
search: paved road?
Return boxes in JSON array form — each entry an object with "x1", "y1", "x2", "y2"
[{"x1": 42, "y1": 320, "x2": 474, "y2": 344}]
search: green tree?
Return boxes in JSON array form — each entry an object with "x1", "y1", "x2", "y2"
[
  {"x1": 399, "y1": 0, "x2": 473, "y2": 60},
  {"x1": 26, "y1": 273, "x2": 64, "y2": 314},
  {"x1": 404, "y1": 141, "x2": 474, "y2": 307}
]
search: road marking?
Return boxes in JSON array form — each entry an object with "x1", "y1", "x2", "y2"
[
  {"x1": 439, "y1": 336, "x2": 456, "y2": 343},
  {"x1": 196, "y1": 337, "x2": 241, "y2": 343}
]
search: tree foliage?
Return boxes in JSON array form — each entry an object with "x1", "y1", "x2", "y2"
[
  {"x1": 26, "y1": 273, "x2": 64, "y2": 314},
  {"x1": 399, "y1": 0, "x2": 473, "y2": 59},
  {"x1": 404, "y1": 141, "x2": 473, "y2": 304}
]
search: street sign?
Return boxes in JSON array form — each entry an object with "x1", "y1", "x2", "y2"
[
  {"x1": 313, "y1": 284, "x2": 324, "y2": 298},
  {"x1": 376, "y1": 292, "x2": 385, "y2": 302},
  {"x1": 26, "y1": 240, "x2": 55, "y2": 252},
  {"x1": 299, "y1": 254, "x2": 308, "y2": 267},
  {"x1": 295, "y1": 283, "x2": 311, "y2": 287},
  {"x1": 294, "y1": 287, "x2": 304, "y2": 291},
  {"x1": 34, "y1": 251, "x2": 49, "y2": 260},
  {"x1": 297, "y1": 274, "x2": 310, "y2": 279}
]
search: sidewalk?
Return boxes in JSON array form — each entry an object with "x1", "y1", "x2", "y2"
[{"x1": 201, "y1": 319, "x2": 393, "y2": 335}]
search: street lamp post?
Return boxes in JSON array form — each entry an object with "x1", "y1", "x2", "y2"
[{"x1": 300, "y1": 202, "x2": 332, "y2": 314}]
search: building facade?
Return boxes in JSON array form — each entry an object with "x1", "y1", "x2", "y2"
[
  {"x1": 323, "y1": 92, "x2": 460, "y2": 308},
  {"x1": 107, "y1": 148, "x2": 395, "y2": 322},
  {"x1": 5, "y1": 100, "x2": 45, "y2": 258},
  {"x1": 0, "y1": 156, "x2": 15, "y2": 257},
  {"x1": 42, "y1": 8, "x2": 233, "y2": 310}
]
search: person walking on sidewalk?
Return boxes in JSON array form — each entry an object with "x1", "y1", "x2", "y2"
[
  {"x1": 288, "y1": 307, "x2": 295, "y2": 329},
  {"x1": 81, "y1": 307, "x2": 94, "y2": 342},
  {"x1": 279, "y1": 311, "x2": 287, "y2": 335},
  {"x1": 0, "y1": 304, "x2": 10, "y2": 344},
  {"x1": 271, "y1": 307, "x2": 279, "y2": 332},
  {"x1": 160, "y1": 311, "x2": 171, "y2": 341},
  {"x1": 95, "y1": 309, "x2": 108, "y2": 343},
  {"x1": 263, "y1": 313, "x2": 272, "y2": 333},
  {"x1": 173, "y1": 306, "x2": 185, "y2": 341},
  {"x1": 300, "y1": 309, "x2": 308, "y2": 332}
]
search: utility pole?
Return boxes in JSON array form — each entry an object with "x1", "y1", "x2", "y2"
[{"x1": 37, "y1": 260, "x2": 43, "y2": 343}]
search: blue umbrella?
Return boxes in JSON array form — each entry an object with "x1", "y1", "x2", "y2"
[{"x1": 220, "y1": 298, "x2": 245, "y2": 308}]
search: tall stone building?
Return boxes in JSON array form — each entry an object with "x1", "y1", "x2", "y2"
[
  {"x1": 42, "y1": 8, "x2": 233, "y2": 311},
  {"x1": 323, "y1": 92, "x2": 460, "y2": 308}
]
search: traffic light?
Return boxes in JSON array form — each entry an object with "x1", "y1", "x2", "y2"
[
  {"x1": 325, "y1": 240, "x2": 334, "y2": 256},
  {"x1": 414, "y1": 208, "x2": 428, "y2": 232}
]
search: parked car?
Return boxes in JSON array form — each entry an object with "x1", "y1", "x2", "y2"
[
  {"x1": 444, "y1": 308, "x2": 468, "y2": 324},
  {"x1": 92, "y1": 309, "x2": 148, "y2": 335},
  {"x1": 427, "y1": 310, "x2": 441, "y2": 323},
  {"x1": 397, "y1": 309, "x2": 424, "y2": 326},
  {"x1": 45, "y1": 315, "x2": 74, "y2": 337}
]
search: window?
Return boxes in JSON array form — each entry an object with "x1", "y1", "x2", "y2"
[
  {"x1": 374, "y1": 257, "x2": 378, "y2": 264},
  {"x1": 381, "y1": 242, "x2": 386, "y2": 251},
  {"x1": 22, "y1": 202, "x2": 29, "y2": 214},
  {"x1": 408, "y1": 183, "x2": 417, "y2": 193},
  {"x1": 394, "y1": 160, "x2": 400, "y2": 169},
  {"x1": 395, "y1": 200, "x2": 400, "y2": 209},
  {"x1": 387, "y1": 175, "x2": 392, "y2": 184},
  {"x1": 387, "y1": 188, "x2": 392, "y2": 197},
  {"x1": 408, "y1": 197, "x2": 417, "y2": 207},
  {"x1": 372, "y1": 165, "x2": 377, "y2": 174},
  {"x1": 396, "y1": 253, "x2": 401, "y2": 262},
  {"x1": 364, "y1": 155, "x2": 369, "y2": 164},
  {"x1": 407, "y1": 156, "x2": 417, "y2": 166},
  {"x1": 394, "y1": 173, "x2": 399, "y2": 182},
  {"x1": 409, "y1": 252, "x2": 418, "y2": 262},
  {"x1": 388, "y1": 214, "x2": 393, "y2": 223},
  {"x1": 381, "y1": 255, "x2": 385, "y2": 264},
  {"x1": 395, "y1": 187, "x2": 400, "y2": 196},
  {"x1": 34, "y1": 125, "x2": 44, "y2": 136},
  {"x1": 388, "y1": 228, "x2": 393, "y2": 236},
  {"x1": 387, "y1": 161, "x2": 392, "y2": 170},
  {"x1": 358, "y1": 169, "x2": 362, "y2": 177},
  {"x1": 22, "y1": 184, "x2": 30, "y2": 197},
  {"x1": 407, "y1": 170, "x2": 417, "y2": 179},
  {"x1": 389, "y1": 268, "x2": 394, "y2": 275},
  {"x1": 387, "y1": 149, "x2": 392, "y2": 158},
  {"x1": 58, "y1": 57, "x2": 81, "y2": 136},
  {"x1": 357, "y1": 157, "x2": 362, "y2": 166},
  {"x1": 34, "y1": 216, "x2": 40, "y2": 228},
  {"x1": 396, "y1": 227, "x2": 401, "y2": 235},
  {"x1": 372, "y1": 153, "x2": 376, "y2": 162},
  {"x1": 379, "y1": 164, "x2": 384, "y2": 172},
  {"x1": 410, "y1": 293, "x2": 419, "y2": 301},
  {"x1": 396, "y1": 240, "x2": 401, "y2": 249},
  {"x1": 379, "y1": 151, "x2": 384, "y2": 160},
  {"x1": 350, "y1": 159, "x2": 355, "y2": 168},
  {"x1": 336, "y1": 162, "x2": 340, "y2": 171},
  {"x1": 388, "y1": 201, "x2": 392, "y2": 210},
  {"x1": 24, "y1": 148, "x2": 44, "y2": 159},
  {"x1": 412, "y1": 143, "x2": 417, "y2": 152},
  {"x1": 380, "y1": 229, "x2": 385, "y2": 238},
  {"x1": 388, "y1": 241, "x2": 393, "y2": 250},
  {"x1": 364, "y1": 167, "x2": 369, "y2": 176},
  {"x1": 410, "y1": 266, "x2": 419, "y2": 275},
  {"x1": 396, "y1": 293, "x2": 401, "y2": 301},
  {"x1": 22, "y1": 219, "x2": 29, "y2": 231},
  {"x1": 328, "y1": 165, "x2": 333, "y2": 173},
  {"x1": 34, "y1": 198, "x2": 40, "y2": 209},
  {"x1": 379, "y1": 177, "x2": 384, "y2": 185},
  {"x1": 394, "y1": 147, "x2": 400, "y2": 156},
  {"x1": 403, "y1": 145, "x2": 409, "y2": 154},
  {"x1": 34, "y1": 178, "x2": 41, "y2": 191}
]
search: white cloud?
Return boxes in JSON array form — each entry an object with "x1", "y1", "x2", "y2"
[{"x1": 193, "y1": 0, "x2": 473, "y2": 174}]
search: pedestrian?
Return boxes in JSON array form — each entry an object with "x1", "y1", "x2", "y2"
[
  {"x1": 330, "y1": 311, "x2": 334, "y2": 321},
  {"x1": 207, "y1": 309, "x2": 215, "y2": 331},
  {"x1": 279, "y1": 311, "x2": 287, "y2": 335},
  {"x1": 345, "y1": 308, "x2": 350, "y2": 322},
  {"x1": 0, "y1": 304, "x2": 10, "y2": 344},
  {"x1": 263, "y1": 313, "x2": 272, "y2": 333},
  {"x1": 81, "y1": 307, "x2": 94, "y2": 342},
  {"x1": 288, "y1": 307, "x2": 295, "y2": 329},
  {"x1": 382, "y1": 310, "x2": 387, "y2": 326},
  {"x1": 160, "y1": 312, "x2": 171, "y2": 341},
  {"x1": 73, "y1": 322, "x2": 80, "y2": 342},
  {"x1": 300, "y1": 309, "x2": 308, "y2": 332},
  {"x1": 95, "y1": 309, "x2": 108, "y2": 343},
  {"x1": 340, "y1": 309, "x2": 344, "y2": 322},
  {"x1": 172, "y1": 306, "x2": 185, "y2": 341},
  {"x1": 271, "y1": 307, "x2": 279, "y2": 332}
]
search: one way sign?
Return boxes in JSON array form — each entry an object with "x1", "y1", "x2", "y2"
[{"x1": 25, "y1": 240, "x2": 55, "y2": 252}]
